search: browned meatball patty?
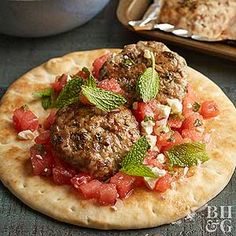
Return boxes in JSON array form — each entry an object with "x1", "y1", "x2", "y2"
[
  {"x1": 50, "y1": 104, "x2": 140, "y2": 180},
  {"x1": 99, "y1": 41, "x2": 188, "y2": 104}
]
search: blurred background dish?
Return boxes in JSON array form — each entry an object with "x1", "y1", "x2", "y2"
[{"x1": 0, "y1": 0, "x2": 110, "y2": 38}]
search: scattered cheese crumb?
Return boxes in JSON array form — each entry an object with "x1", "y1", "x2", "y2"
[
  {"x1": 18, "y1": 130, "x2": 38, "y2": 140},
  {"x1": 146, "y1": 135, "x2": 157, "y2": 151},
  {"x1": 183, "y1": 167, "x2": 189, "y2": 177},
  {"x1": 144, "y1": 49, "x2": 152, "y2": 59},
  {"x1": 167, "y1": 98, "x2": 183, "y2": 114},
  {"x1": 157, "y1": 153, "x2": 165, "y2": 164},
  {"x1": 141, "y1": 120, "x2": 155, "y2": 135}
]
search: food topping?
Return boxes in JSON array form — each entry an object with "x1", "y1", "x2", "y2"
[
  {"x1": 166, "y1": 142, "x2": 209, "y2": 167},
  {"x1": 13, "y1": 42, "x2": 220, "y2": 206}
]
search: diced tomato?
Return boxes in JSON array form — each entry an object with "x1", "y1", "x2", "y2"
[
  {"x1": 52, "y1": 166, "x2": 76, "y2": 185},
  {"x1": 92, "y1": 54, "x2": 109, "y2": 78},
  {"x1": 98, "y1": 78, "x2": 123, "y2": 94},
  {"x1": 13, "y1": 106, "x2": 39, "y2": 132},
  {"x1": 182, "y1": 113, "x2": 203, "y2": 130},
  {"x1": 44, "y1": 109, "x2": 57, "y2": 130},
  {"x1": 51, "y1": 74, "x2": 67, "y2": 93},
  {"x1": 97, "y1": 183, "x2": 118, "y2": 206},
  {"x1": 30, "y1": 144, "x2": 53, "y2": 176},
  {"x1": 35, "y1": 130, "x2": 50, "y2": 144},
  {"x1": 200, "y1": 100, "x2": 219, "y2": 119},
  {"x1": 71, "y1": 173, "x2": 93, "y2": 189},
  {"x1": 181, "y1": 128, "x2": 203, "y2": 141},
  {"x1": 168, "y1": 116, "x2": 183, "y2": 129},
  {"x1": 132, "y1": 102, "x2": 154, "y2": 122},
  {"x1": 154, "y1": 173, "x2": 172, "y2": 193},
  {"x1": 134, "y1": 176, "x2": 146, "y2": 187},
  {"x1": 78, "y1": 180, "x2": 102, "y2": 199},
  {"x1": 157, "y1": 131, "x2": 184, "y2": 152},
  {"x1": 110, "y1": 172, "x2": 135, "y2": 199},
  {"x1": 76, "y1": 70, "x2": 89, "y2": 80}
]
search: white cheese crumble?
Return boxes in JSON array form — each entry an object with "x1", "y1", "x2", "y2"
[
  {"x1": 156, "y1": 153, "x2": 165, "y2": 164},
  {"x1": 141, "y1": 120, "x2": 155, "y2": 135},
  {"x1": 167, "y1": 98, "x2": 183, "y2": 114},
  {"x1": 183, "y1": 167, "x2": 189, "y2": 177},
  {"x1": 17, "y1": 130, "x2": 38, "y2": 140},
  {"x1": 144, "y1": 167, "x2": 167, "y2": 190},
  {"x1": 144, "y1": 49, "x2": 152, "y2": 59},
  {"x1": 67, "y1": 75, "x2": 72, "y2": 81},
  {"x1": 146, "y1": 135, "x2": 158, "y2": 151},
  {"x1": 156, "y1": 104, "x2": 171, "y2": 119},
  {"x1": 154, "y1": 124, "x2": 170, "y2": 135}
]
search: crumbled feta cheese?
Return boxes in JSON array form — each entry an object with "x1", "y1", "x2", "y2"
[
  {"x1": 110, "y1": 205, "x2": 118, "y2": 211},
  {"x1": 144, "y1": 49, "x2": 152, "y2": 59},
  {"x1": 18, "y1": 130, "x2": 38, "y2": 140},
  {"x1": 154, "y1": 124, "x2": 170, "y2": 135},
  {"x1": 156, "y1": 104, "x2": 171, "y2": 119},
  {"x1": 67, "y1": 75, "x2": 72, "y2": 81},
  {"x1": 141, "y1": 120, "x2": 155, "y2": 135},
  {"x1": 183, "y1": 167, "x2": 189, "y2": 176},
  {"x1": 146, "y1": 135, "x2": 157, "y2": 151},
  {"x1": 144, "y1": 167, "x2": 167, "y2": 189},
  {"x1": 167, "y1": 98, "x2": 183, "y2": 114},
  {"x1": 157, "y1": 153, "x2": 165, "y2": 164}
]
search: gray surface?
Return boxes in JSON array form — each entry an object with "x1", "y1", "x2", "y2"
[
  {"x1": 0, "y1": 0, "x2": 110, "y2": 37},
  {"x1": 0, "y1": 1, "x2": 235, "y2": 236}
]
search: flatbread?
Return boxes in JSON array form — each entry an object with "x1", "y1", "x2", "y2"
[{"x1": 0, "y1": 49, "x2": 235, "y2": 230}]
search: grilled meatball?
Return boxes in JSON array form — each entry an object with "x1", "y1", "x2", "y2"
[
  {"x1": 99, "y1": 41, "x2": 188, "y2": 104},
  {"x1": 50, "y1": 104, "x2": 140, "y2": 180}
]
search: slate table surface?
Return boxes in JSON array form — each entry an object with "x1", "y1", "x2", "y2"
[{"x1": 0, "y1": 1, "x2": 235, "y2": 236}]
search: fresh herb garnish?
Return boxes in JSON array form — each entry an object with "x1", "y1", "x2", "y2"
[
  {"x1": 123, "y1": 57, "x2": 135, "y2": 67},
  {"x1": 194, "y1": 119, "x2": 203, "y2": 127},
  {"x1": 136, "y1": 51, "x2": 159, "y2": 102},
  {"x1": 166, "y1": 142, "x2": 209, "y2": 167},
  {"x1": 192, "y1": 102, "x2": 201, "y2": 112},
  {"x1": 120, "y1": 137, "x2": 157, "y2": 178},
  {"x1": 81, "y1": 86, "x2": 127, "y2": 112},
  {"x1": 33, "y1": 88, "x2": 53, "y2": 110},
  {"x1": 144, "y1": 116, "x2": 155, "y2": 122},
  {"x1": 55, "y1": 78, "x2": 84, "y2": 108}
]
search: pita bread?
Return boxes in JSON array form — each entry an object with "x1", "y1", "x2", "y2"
[{"x1": 0, "y1": 49, "x2": 235, "y2": 230}]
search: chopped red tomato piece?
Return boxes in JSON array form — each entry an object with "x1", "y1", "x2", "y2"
[
  {"x1": 154, "y1": 173, "x2": 172, "y2": 193},
  {"x1": 157, "y1": 131, "x2": 184, "y2": 152},
  {"x1": 78, "y1": 180, "x2": 102, "y2": 199},
  {"x1": 44, "y1": 109, "x2": 57, "y2": 130},
  {"x1": 144, "y1": 158, "x2": 163, "y2": 169},
  {"x1": 132, "y1": 102, "x2": 154, "y2": 122},
  {"x1": 182, "y1": 113, "x2": 203, "y2": 130},
  {"x1": 98, "y1": 78, "x2": 123, "y2": 94},
  {"x1": 134, "y1": 176, "x2": 146, "y2": 187},
  {"x1": 92, "y1": 54, "x2": 109, "y2": 78},
  {"x1": 200, "y1": 100, "x2": 219, "y2": 119},
  {"x1": 181, "y1": 128, "x2": 203, "y2": 141},
  {"x1": 168, "y1": 116, "x2": 183, "y2": 129},
  {"x1": 35, "y1": 130, "x2": 50, "y2": 144},
  {"x1": 110, "y1": 172, "x2": 135, "y2": 199},
  {"x1": 52, "y1": 166, "x2": 76, "y2": 185},
  {"x1": 51, "y1": 74, "x2": 67, "y2": 93},
  {"x1": 30, "y1": 144, "x2": 53, "y2": 176},
  {"x1": 98, "y1": 183, "x2": 118, "y2": 206},
  {"x1": 71, "y1": 173, "x2": 93, "y2": 189},
  {"x1": 13, "y1": 106, "x2": 39, "y2": 132},
  {"x1": 76, "y1": 70, "x2": 89, "y2": 80}
]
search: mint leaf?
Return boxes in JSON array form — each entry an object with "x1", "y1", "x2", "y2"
[
  {"x1": 33, "y1": 88, "x2": 53, "y2": 98},
  {"x1": 81, "y1": 86, "x2": 126, "y2": 112},
  {"x1": 121, "y1": 164, "x2": 157, "y2": 178},
  {"x1": 86, "y1": 75, "x2": 96, "y2": 88},
  {"x1": 55, "y1": 78, "x2": 84, "y2": 108},
  {"x1": 42, "y1": 97, "x2": 52, "y2": 110},
  {"x1": 33, "y1": 88, "x2": 53, "y2": 110},
  {"x1": 166, "y1": 142, "x2": 209, "y2": 167},
  {"x1": 136, "y1": 51, "x2": 159, "y2": 102},
  {"x1": 121, "y1": 136, "x2": 150, "y2": 167}
]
